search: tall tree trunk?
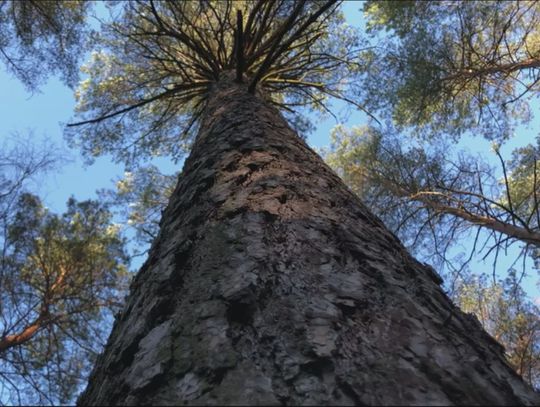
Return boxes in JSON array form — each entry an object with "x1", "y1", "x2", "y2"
[{"x1": 79, "y1": 77, "x2": 540, "y2": 405}]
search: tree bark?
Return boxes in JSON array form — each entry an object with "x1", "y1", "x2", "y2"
[{"x1": 78, "y1": 77, "x2": 540, "y2": 405}]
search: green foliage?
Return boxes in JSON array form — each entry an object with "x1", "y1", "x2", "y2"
[
  {"x1": 455, "y1": 272, "x2": 540, "y2": 389},
  {"x1": 505, "y1": 139, "x2": 540, "y2": 224},
  {"x1": 99, "y1": 165, "x2": 178, "y2": 251},
  {"x1": 0, "y1": 0, "x2": 91, "y2": 90},
  {"x1": 0, "y1": 143, "x2": 129, "y2": 405},
  {"x1": 66, "y1": 0, "x2": 365, "y2": 167},
  {"x1": 360, "y1": 1, "x2": 540, "y2": 140},
  {"x1": 324, "y1": 126, "x2": 470, "y2": 271},
  {"x1": 323, "y1": 125, "x2": 540, "y2": 277}
]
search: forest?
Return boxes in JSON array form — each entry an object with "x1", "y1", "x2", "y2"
[{"x1": 0, "y1": 0, "x2": 539, "y2": 405}]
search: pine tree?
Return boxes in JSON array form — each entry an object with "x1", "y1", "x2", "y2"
[{"x1": 73, "y1": 1, "x2": 540, "y2": 404}]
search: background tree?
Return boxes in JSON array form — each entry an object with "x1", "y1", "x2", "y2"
[
  {"x1": 324, "y1": 126, "x2": 540, "y2": 278},
  {"x1": 0, "y1": 0, "x2": 92, "y2": 91},
  {"x1": 351, "y1": 0, "x2": 540, "y2": 299},
  {"x1": 0, "y1": 140, "x2": 129, "y2": 405},
  {"x1": 455, "y1": 271, "x2": 540, "y2": 389},
  {"x1": 99, "y1": 165, "x2": 178, "y2": 254},
  {"x1": 359, "y1": 0, "x2": 540, "y2": 141},
  {"x1": 0, "y1": 3, "x2": 134, "y2": 403}
]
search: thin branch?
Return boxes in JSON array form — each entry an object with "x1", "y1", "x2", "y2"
[
  {"x1": 235, "y1": 9, "x2": 244, "y2": 82},
  {"x1": 248, "y1": 0, "x2": 307, "y2": 93},
  {"x1": 67, "y1": 82, "x2": 208, "y2": 127}
]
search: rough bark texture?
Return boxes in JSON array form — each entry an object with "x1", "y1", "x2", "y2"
[{"x1": 79, "y1": 79, "x2": 540, "y2": 406}]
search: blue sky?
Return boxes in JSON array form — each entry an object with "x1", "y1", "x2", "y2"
[{"x1": 0, "y1": 1, "x2": 538, "y2": 303}]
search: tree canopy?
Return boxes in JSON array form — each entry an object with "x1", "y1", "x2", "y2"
[
  {"x1": 99, "y1": 165, "x2": 178, "y2": 252},
  {"x1": 455, "y1": 271, "x2": 539, "y2": 389},
  {"x1": 324, "y1": 126, "x2": 540, "y2": 277},
  {"x1": 0, "y1": 0, "x2": 91, "y2": 90},
  {"x1": 67, "y1": 0, "x2": 366, "y2": 166},
  {"x1": 359, "y1": 0, "x2": 540, "y2": 140},
  {"x1": 0, "y1": 140, "x2": 129, "y2": 405}
]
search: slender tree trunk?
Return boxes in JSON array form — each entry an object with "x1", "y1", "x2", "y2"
[{"x1": 78, "y1": 77, "x2": 540, "y2": 405}]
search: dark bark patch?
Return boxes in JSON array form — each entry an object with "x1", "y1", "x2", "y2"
[
  {"x1": 147, "y1": 296, "x2": 176, "y2": 326},
  {"x1": 201, "y1": 156, "x2": 217, "y2": 170},
  {"x1": 240, "y1": 144, "x2": 266, "y2": 154},
  {"x1": 334, "y1": 299, "x2": 357, "y2": 317},
  {"x1": 224, "y1": 160, "x2": 238, "y2": 172},
  {"x1": 174, "y1": 241, "x2": 193, "y2": 271},
  {"x1": 229, "y1": 137, "x2": 248, "y2": 149},
  {"x1": 190, "y1": 176, "x2": 216, "y2": 203},
  {"x1": 222, "y1": 206, "x2": 247, "y2": 220},
  {"x1": 226, "y1": 299, "x2": 257, "y2": 326},
  {"x1": 132, "y1": 370, "x2": 168, "y2": 398},
  {"x1": 301, "y1": 357, "x2": 334, "y2": 379},
  {"x1": 201, "y1": 174, "x2": 215, "y2": 190},
  {"x1": 234, "y1": 172, "x2": 249, "y2": 185},
  {"x1": 271, "y1": 144, "x2": 288, "y2": 154},
  {"x1": 189, "y1": 212, "x2": 207, "y2": 228},
  {"x1": 109, "y1": 336, "x2": 143, "y2": 374},
  {"x1": 423, "y1": 262, "x2": 444, "y2": 285},
  {"x1": 262, "y1": 210, "x2": 279, "y2": 223},
  {"x1": 336, "y1": 378, "x2": 364, "y2": 406},
  {"x1": 247, "y1": 162, "x2": 262, "y2": 171},
  {"x1": 168, "y1": 269, "x2": 184, "y2": 291},
  {"x1": 208, "y1": 366, "x2": 230, "y2": 386},
  {"x1": 107, "y1": 384, "x2": 130, "y2": 407}
]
